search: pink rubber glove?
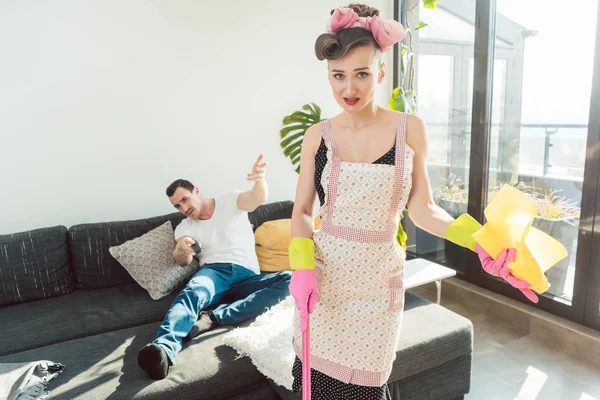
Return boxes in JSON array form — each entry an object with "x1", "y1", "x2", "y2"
[
  {"x1": 289, "y1": 269, "x2": 318, "y2": 332},
  {"x1": 475, "y1": 243, "x2": 539, "y2": 303}
]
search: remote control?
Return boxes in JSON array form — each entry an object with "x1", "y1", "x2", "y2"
[{"x1": 191, "y1": 242, "x2": 202, "y2": 255}]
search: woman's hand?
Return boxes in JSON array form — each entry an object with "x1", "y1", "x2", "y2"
[
  {"x1": 475, "y1": 243, "x2": 539, "y2": 303},
  {"x1": 289, "y1": 269, "x2": 319, "y2": 332}
]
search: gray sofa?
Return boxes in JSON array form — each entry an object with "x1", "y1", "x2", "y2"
[{"x1": 0, "y1": 201, "x2": 473, "y2": 400}]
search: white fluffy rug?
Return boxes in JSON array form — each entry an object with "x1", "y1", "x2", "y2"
[{"x1": 222, "y1": 296, "x2": 296, "y2": 389}]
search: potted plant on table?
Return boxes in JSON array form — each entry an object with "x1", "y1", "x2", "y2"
[{"x1": 433, "y1": 174, "x2": 469, "y2": 218}]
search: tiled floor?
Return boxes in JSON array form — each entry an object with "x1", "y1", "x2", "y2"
[{"x1": 409, "y1": 287, "x2": 600, "y2": 400}]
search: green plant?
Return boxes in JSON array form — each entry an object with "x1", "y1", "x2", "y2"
[
  {"x1": 279, "y1": 103, "x2": 323, "y2": 173},
  {"x1": 533, "y1": 192, "x2": 580, "y2": 220},
  {"x1": 388, "y1": 0, "x2": 438, "y2": 245},
  {"x1": 512, "y1": 183, "x2": 580, "y2": 220},
  {"x1": 433, "y1": 174, "x2": 468, "y2": 204},
  {"x1": 433, "y1": 179, "x2": 581, "y2": 221},
  {"x1": 388, "y1": 0, "x2": 438, "y2": 114},
  {"x1": 486, "y1": 183, "x2": 580, "y2": 220}
]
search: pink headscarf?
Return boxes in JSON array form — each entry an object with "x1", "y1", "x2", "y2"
[{"x1": 326, "y1": 7, "x2": 407, "y2": 52}]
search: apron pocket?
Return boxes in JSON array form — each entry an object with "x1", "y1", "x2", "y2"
[{"x1": 388, "y1": 270, "x2": 405, "y2": 311}]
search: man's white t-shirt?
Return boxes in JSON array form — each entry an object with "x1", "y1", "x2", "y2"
[{"x1": 174, "y1": 191, "x2": 260, "y2": 274}]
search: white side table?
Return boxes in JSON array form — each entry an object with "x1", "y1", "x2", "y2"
[{"x1": 404, "y1": 258, "x2": 456, "y2": 304}]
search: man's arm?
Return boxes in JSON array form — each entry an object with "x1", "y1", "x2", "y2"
[{"x1": 237, "y1": 154, "x2": 269, "y2": 212}]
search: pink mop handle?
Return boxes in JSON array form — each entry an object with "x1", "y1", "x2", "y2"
[{"x1": 302, "y1": 314, "x2": 311, "y2": 400}]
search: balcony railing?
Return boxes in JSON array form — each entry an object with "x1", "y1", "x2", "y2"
[{"x1": 425, "y1": 122, "x2": 588, "y2": 180}]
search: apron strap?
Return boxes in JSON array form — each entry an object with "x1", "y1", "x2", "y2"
[
  {"x1": 321, "y1": 120, "x2": 342, "y2": 221},
  {"x1": 320, "y1": 120, "x2": 339, "y2": 158},
  {"x1": 386, "y1": 113, "x2": 408, "y2": 231}
]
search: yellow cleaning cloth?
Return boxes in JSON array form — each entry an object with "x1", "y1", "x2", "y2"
[{"x1": 471, "y1": 185, "x2": 568, "y2": 294}]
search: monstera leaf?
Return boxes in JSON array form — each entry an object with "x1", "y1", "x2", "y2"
[{"x1": 280, "y1": 103, "x2": 323, "y2": 173}]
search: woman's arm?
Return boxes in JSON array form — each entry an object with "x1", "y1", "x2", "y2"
[
  {"x1": 405, "y1": 114, "x2": 455, "y2": 238},
  {"x1": 289, "y1": 123, "x2": 322, "y2": 330},
  {"x1": 404, "y1": 114, "x2": 538, "y2": 302},
  {"x1": 291, "y1": 123, "x2": 321, "y2": 239}
]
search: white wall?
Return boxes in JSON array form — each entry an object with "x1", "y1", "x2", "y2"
[{"x1": 0, "y1": 0, "x2": 394, "y2": 234}]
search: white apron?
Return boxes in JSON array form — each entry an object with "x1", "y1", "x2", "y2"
[{"x1": 293, "y1": 114, "x2": 414, "y2": 387}]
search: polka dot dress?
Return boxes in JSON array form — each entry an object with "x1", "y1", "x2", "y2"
[
  {"x1": 314, "y1": 138, "x2": 396, "y2": 207},
  {"x1": 314, "y1": 138, "x2": 329, "y2": 207},
  {"x1": 292, "y1": 357, "x2": 392, "y2": 400}
]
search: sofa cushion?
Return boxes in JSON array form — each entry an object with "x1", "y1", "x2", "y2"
[
  {"x1": 0, "y1": 283, "x2": 179, "y2": 356},
  {"x1": 0, "y1": 225, "x2": 73, "y2": 307},
  {"x1": 388, "y1": 291, "x2": 473, "y2": 383},
  {"x1": 69, "y1": 213, "x2": 185, "y2": 290},
  {"x1": 0, "y1": 321, "x2": 276, "y2": 400},
  {"x1": 254, "y1": 219, "x2": 292, "y2": 272},
  {"x1": 388, "y1": 353, "x2": 472, "y2": 400},
  {"x1": 109, "y1": 221, "x2": 198, "y2": 300}
]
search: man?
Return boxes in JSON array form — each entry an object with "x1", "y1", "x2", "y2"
[{"x1": 137, "y1": 155, "x2": 291, "y2": 380}]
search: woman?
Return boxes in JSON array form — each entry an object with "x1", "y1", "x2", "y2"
[{"x1": 288, "y1": 4, "x2": 535, "y2": 399}]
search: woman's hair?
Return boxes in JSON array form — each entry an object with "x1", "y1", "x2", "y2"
[{"x1": 315, "y1": 4, "x2": 381, "y2": 61}]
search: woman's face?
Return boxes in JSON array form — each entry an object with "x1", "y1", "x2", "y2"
[{"x1": 327, "y1": 44, "x2": 385, "y2": 113}]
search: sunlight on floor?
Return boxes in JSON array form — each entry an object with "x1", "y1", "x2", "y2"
[{"x1": 514, "y1": 366, "x2": 548, "y2": 399}]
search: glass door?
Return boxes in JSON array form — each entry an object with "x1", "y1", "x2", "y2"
[
  {"x1": 397, "y1": 0, "x2": 600, "y2": 328},
  {"x1": 582, "y1": 0, "x2": 600, "y2": 331},
  {"x1": 483, "y1": 0, "x2": 600, "y2": 323}
]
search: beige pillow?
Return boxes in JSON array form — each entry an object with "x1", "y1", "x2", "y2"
[{"x1": 109, "y1": 221, "x2": 198, "y2": 300}]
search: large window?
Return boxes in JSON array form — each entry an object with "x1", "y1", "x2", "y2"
[
  {"x1": 397, "y1": 0, "x2": 600, "y2": 330},
  {"x1": 487, "y1": 0, "x2": 597, "y2": 303}
]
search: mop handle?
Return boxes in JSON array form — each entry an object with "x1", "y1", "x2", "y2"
[{"x1": 302, "y1": 314, "x2": 311, "y2": 400}]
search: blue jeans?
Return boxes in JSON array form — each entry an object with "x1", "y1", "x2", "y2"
[{"x1": 153, "y1": 263, "x2": 291, "y2": 364}]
